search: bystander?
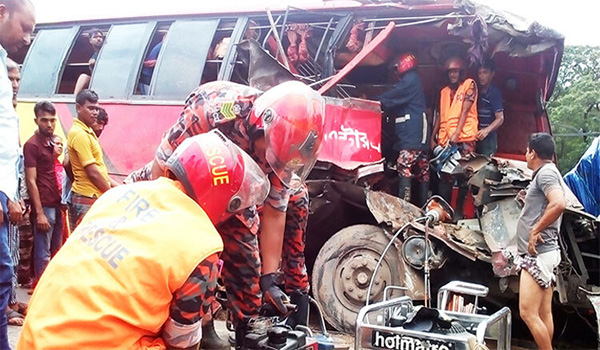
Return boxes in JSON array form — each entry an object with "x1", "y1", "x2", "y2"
[
  {"x1": 5, "y1": 57, "x2": 28, "y2": 326},
  {"x1": 0, "y1": 0, "x2": 36, "y2": 343},
  {"x1": 517, "y1": 133, "x2": 566, "y2": 350},
  {"x1": 24, "y1": 101, "x2": 63, "y2": 283},
  {"x1": 73, "y1": 28, "x2": 104, "y2": 96},
  {"x1": 67, "y1": 90, "x2": 118, "y2": 230}
]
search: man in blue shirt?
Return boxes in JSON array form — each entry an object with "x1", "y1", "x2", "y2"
[
  {"x1": 139, "y1": 35, "x2": 164, "y2": 95},
  {"x1": 476, "y1": 58, "x2": 504, "y2": 156},
  {"x1": 377, "y1": 53, "x2": 430, "y2": 206}
]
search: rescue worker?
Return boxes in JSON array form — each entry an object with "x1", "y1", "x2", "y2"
[
  {"x1": 126, "y1": 80, "x2": 325, "y2": 348},
  {"x1": 18, "y1": 131, "x2": 270, "y2": 350},
  {"x1": 376, "y1": 53, "x2": 430, "y2": 206},
  {"x1": 432, "y1": 56, "x2": 478, "y2": 220}
]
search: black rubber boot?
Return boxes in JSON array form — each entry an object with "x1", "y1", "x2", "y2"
[
  {"x1": 286, "y1": 291, "x2": 309, "y2": 329},
  {"x1": 234, "y1": 321, "x2": 250, "y2": 350},
  {"x1": 453, "y1": 184, "x2": 468, "y2": 222},
  {"x1": 416, "y1": 181, "x2": 430, "y2": 208},
  {"x1": 200, "y1": 318, "x2": 230, "y2": 350},
  {"x1": 437, "y1": 181, "x2": 453, "y2": 204},
  {"x1": 398, "y1": 176, "x2": 412, "y2": 203}
]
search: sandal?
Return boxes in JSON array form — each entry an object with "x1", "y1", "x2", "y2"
[
  {"x1": 6, "y1": 309, "x2": 24, "y2": 326},
  {"x1": 10, "y1": 301, "x2": 28, "y2": 316}
]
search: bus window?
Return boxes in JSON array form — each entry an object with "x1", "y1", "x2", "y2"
[
  {"x1": 151, "y1": 19, "x2": 219, "y2": 99},
  {"x1": 201, "y1": 19, "x2": 238, "y2": 84},
  {"x1": 136, "y1": 23, "x2": 170, "y2": 96},
  {"x1": 227, "y1": 15, "x2": 339, "y2": 89},
  {"x1": 57, "y1": 26, "x2": 109, "y2": 95},
  {"x1": 91, "y1": 22, "x2": 155, "y2": 99},
  {"x1": 20, "y1": 28, "x2": 78, "y2": 97}
]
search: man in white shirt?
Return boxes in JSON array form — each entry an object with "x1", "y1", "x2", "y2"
[{"x1": 0, "y1": 0, "x2": 35, "y2": 344}]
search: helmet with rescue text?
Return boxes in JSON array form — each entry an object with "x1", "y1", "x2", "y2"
[{"x1": 166, "y1": 130, "x2": 270, "y2": 225}]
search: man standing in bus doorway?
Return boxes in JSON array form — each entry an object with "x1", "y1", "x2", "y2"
[
  {"x1": 0, "y1": 0, "x2": 36, "y2": 345},
  {"x1": 476, "y1": 58, "x2": 504, "y2": 157},
  {"x1": 517, "y1": 133, "x2": 565, "y2": 350},
  {"x1": 67, "y1": 89, "x2": 119, "y2": 230},
  {"x1": 432, "y1": 56, "x2": 478, "y2": 220},
  {"x1": 376, "y1": 53, "x2": 430, "y2": 207},
  {"x1": 126, "y1": 80, "x2": 324, "y2": 349},
  {"x1": 73, "y1": 28, "x2": 104, "y2": 96}
]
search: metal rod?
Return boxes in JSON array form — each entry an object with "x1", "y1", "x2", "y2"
[
  {"x1": 315, "y1": 17, "x2": 334, "y2": 61},
  {"x1": 370, "y1": 18, "x2": 445, "y2": 31},
  {"x1": 361, "y1": 14, "x2": 474, "y2": 23},
  {"x1": 266, "y1": 9, "x2": 290, "y2": 70},
  {"x1": 423, "y1": 217, "x2": 432, "y2": 308},
  {"x1": 278, "y1": 5, "x2": 291, "y2": 57}
]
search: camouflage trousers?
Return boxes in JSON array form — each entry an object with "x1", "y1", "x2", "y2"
[
  {"x1": 17, "y1": 213, "x2": 33, "y2": 286},
  {"x1": 397, "y1": 149, "x2": 430, "y2": 182},
  {"x1": 218, "y1": 185, "x2": 309, "y2": 325}
]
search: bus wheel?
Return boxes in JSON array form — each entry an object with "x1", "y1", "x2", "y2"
[{"x1": 311, "y1": 224, "x2": 402, "y2": 333}]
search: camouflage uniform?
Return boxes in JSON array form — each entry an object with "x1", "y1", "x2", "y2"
[
  {"x1": 127, "y1": 81, "x2": 309, "y2": 325},
  {"x1": 396, "y1": 149, "x2": 430, "y2": 183}
]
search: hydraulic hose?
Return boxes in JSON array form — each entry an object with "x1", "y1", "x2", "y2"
[{"x1": 365, "y1": 217, "x2": 428, "y2": 306}]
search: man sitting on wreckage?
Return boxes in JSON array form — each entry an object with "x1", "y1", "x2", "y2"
[{"x1": 126, "y1": 80, "x2": 325, "y2": 348}]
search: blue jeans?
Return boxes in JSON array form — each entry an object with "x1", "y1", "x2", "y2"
[
  {"x1": 33, "y1": 206, "x2": 63, "y2": 279},
  {"x1": 476, "y1": 132, "x2": 498, "y2": 157}
]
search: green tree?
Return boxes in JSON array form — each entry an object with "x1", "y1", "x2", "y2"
[{"x1": 548, "y1": 46, "x2": 600, "y2": 173}]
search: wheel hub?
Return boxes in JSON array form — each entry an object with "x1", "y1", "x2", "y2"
[{"x1": 334, "y1": 248, "x2": 393, "y2": 309}]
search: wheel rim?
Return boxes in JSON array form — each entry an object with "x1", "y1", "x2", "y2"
[{"x1": 332, "y1": 246, "x2": 394, "y2": 311}]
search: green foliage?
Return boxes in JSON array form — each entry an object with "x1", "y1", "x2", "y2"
[{"x1": 548, "y1": 46, "x2": 600, "y2": 173}]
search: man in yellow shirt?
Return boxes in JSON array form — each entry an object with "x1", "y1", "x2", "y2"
[{"x1": 67, "y1": 89, "x2": 119, "y2": 230}]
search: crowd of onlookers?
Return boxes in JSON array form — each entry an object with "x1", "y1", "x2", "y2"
[
  {"x1": 0, "y1": 17, "x2": 114, "y2": 329},
  {"x1": 5, "y1": 82, "x2": 112, "y2": 327}
]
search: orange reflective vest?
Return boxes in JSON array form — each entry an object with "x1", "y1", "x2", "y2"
[
  {"x1": 438, "y1": 78, "x2": 478, "y2": 145},
  {"x1": 19, "y1": 178, "x2": 223, "y2": 350}
]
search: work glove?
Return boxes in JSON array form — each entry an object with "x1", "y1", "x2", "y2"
[{"x1": 259, "y1": 272, "x2": 290, "y2": 317}]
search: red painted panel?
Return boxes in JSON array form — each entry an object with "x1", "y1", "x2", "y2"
[
  {"x1": 55, "y1": 102, "x2": 183, "y2": 177},
  {"x1": 320, "y1": 98, "x2": 383, "y2": 169},
  {"x1": 98, "y1": 103, "x2": 182, "y2": 176}
]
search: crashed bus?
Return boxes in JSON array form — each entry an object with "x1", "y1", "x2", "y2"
[{"x1": 14, "y1": 0, "x2": 598, "y2": 346}]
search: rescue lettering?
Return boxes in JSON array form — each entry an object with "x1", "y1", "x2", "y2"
[
  {"x1": 205, "y1": 145, "x2": 230, "y2": 186},
  {"x1": 116, "y1": 189, "x2": 159, "y2": 223},
  {"x1": 76, "y1": 223, "x2": 131, "y2": 269}
]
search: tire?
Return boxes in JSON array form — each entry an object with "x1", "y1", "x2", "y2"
[{"x1": 311, "y1": 224, "x2": 404, "y2": 333}]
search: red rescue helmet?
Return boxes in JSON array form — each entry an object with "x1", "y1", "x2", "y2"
[
  {"x1": 166, "y1": 130, "x2": 270, "y2": 225},
  {"x1": 395, "y1": 53, "x2": 417, "y2": 75},
  {"x1": 249, "y1": 81, "x2": 325, "y2": 189},
  {"x1": 444, "y1": 56, "x2": 465, "y2": 71}
]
